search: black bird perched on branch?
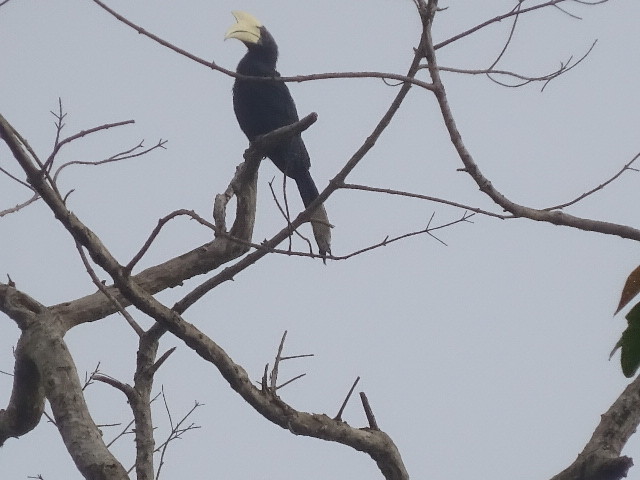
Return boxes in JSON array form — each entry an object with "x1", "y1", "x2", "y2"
[{"x1": 225, "y1": 11, "x2": 332, "y2": 259}]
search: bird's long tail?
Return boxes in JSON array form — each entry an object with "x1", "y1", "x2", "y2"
[{"x1": 295, "y1": 172, "x2": 332, "y2": 261}]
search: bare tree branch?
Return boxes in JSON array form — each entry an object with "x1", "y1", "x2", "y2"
[
  {"x1": 3, "y1": 3, "x2": 426, "y2": 336},
  {"x1": 207, "y1": 209, "x2": 470, "y2": 263},
  {"x1": 0, "y1": 285, "x2": 129, "y2": 479},
  {"x1": 82, "y1": 363, "x2": 102, "y2": 391},
  {"x1": 75, "y1": 242, "x2": 144, "y2": 336},
  {"x1": 93, "y1": 328, "x2": 177, "y2": 479},
  {"x1": 432, "y1": 39, "x2": 597, "y2": 91},
  {"x1": 0, "y1": 334, "x2": 45, "y2": 446},
  {"x1": 155, "y1": 393, "x2": 201, "y2": 480},
  {"x1": 335, "y1": 377, "x2": 360, "y2": 422},
  {"x1": 270, "y1": 331, "x2": 288, "y2": 391},
  {"x1": 268, "y1": 178, "x2": 314, "y2": 254},
  {"x1": 434, "y1": 0, "x2": 609, "y2": 50},
  {"x1": 52, "y1": 139, "x2": 166, "y2": 183},
  {"x1": 360, "y1": 392, "x2": 379, "y2": 431},
  {"x1": 105, "y1": 418, "x2": 135, "y2": 449},
  {"x1": 341, "y1": 182, "x2": 507, "y2": 218},
  {"x1": 90, "y1": 0, "x2": 434, "y2": 91},
  {"x1": 93, "y1": 374, "x2": 135, "y2": 397},
  {"x1": 265, "y1": 331, "x2": 313, "y2": 392},
  {"x1": 45, "y1": 119, "x2": 136, "y2": 170},
  {"x1": 0, "y1": 193, "x2": 39, "y2": 218},
  {"x1": 2, "y1": 1, "x2": 630, "y2": 479},
  {"x1": 422, "y1": 3, "x2": 639, "y2": 478},
  {"x1": 0, "y1": 164, "x2": 32, "y2": 189},
  {"x1": 0, "y1": 109, "x2": 259, "y2": 329},
  {"x1": 550, "y1": 375, "x2": 639, "y2": 480},
  {"x1": 1, "y1": 77, "x2": 413, "y2": 479},
  {"x1": 543, "y1": 152, "x2": 640, "y2": 211},
  {"x1": 125, "y1": 209, "x2": 216, "y2": 274},
  {"x1": 422, "y1": 6, "x2": 640, "y2": 243},
  {"x1": 331, "y1": 211, "x2": 474, "y2": 260}
]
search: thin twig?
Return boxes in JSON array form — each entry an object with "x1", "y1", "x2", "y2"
[
  {"x1": 280, "y1": 354, "x2": 315, "y2": 361},
  {"x1": 0, "y1": 193, "x2": 39, "y2": 218},
  {"x1": 340, "y1": 182, "x2": 508, "y2": 218},
  {"x1": 214, "y1": 209, "x2": 473, "y2": 262},
  {"x1": 261, "y1": 331, "x2": 314, "y2": 391},
  {"x1": 42, "y1": 410, "x2": 56, "y2": 426},
  {"x1": 434, "y1": 0, "x2": 608, "y2": 50},
  {"x1": 434, "y1": 38, "x2": 597, "y2": 90},
  {"x1": 360, "y1": 392, "x2": 379, "y2": 430},
  {"x1": 487, "y1": 1, "x2": 522, "y2": 71},
  {"x1": 282, "y1": 174, "x2": 294, "y2": 253},
  {"x1": 48, "y1": 98, "x2": 66, "y2": 172},
  {"x1": 335, "y1": 377, "x2": 361, "y2": 421},
  {"x1": 52, "y1": 139, "x2": 166, "y2": 183},
  {"x1": 276, "y1": 373, "x2": 306, "y2": 391},
  {"x1": 261, "y1": 364, "x2": 269, "y2": 391},
  {"x1": 0, "y1": 164, "x2": 32, "y2": 189},
  {"x1": 542, "y1": 152, "x2": 640, "y2": 211},
  {"x1": 150, "y1": 347, "x2": 177, "y2": 376},
  {"x1": 268, "y1": 178, "x2": 314, "y2": 253},
  {"x1": 125, "y1": 209, "x2": 216, "y2": 273},
  {"x1": 155, "y1": 393, "x2": 202, "y2": 479},
  {"x1": 106, "y1": 418, "x2": 136, "y2": 449},
  {"x1": 75, "y1": 242, "x2": 144, "y2": 336},
  {"x1": 82, "y1": 362, "x2": 102, "y2": 391},
  {"x1": 270, "y1": 331, "x2": 288, "y2": 390},
  {"x1": 45, "y1": 119, "x2": 136, "y2": 171},
  {"x1": 553, "y1": 2, "x2": 583, "y2": 19},
  {"x1": 336, "y1": 211, "x2": 475, "y2": 260}
]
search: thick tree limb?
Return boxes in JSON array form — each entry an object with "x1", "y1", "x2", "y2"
[
  {"x1": 0, "y1": 333, "x2": 44, "y2": 446},
  {"x1": 550, "y1": 374, "x2": 640, "y2": 480},
  {"x1": 131, "y1": 332, "x2": 161, "y2": 480},
  {"x1": 0, "y1": 286, "x2": 46, "y2": 445},
  {"x1": 91, "y1": 330, "x2": 170, "y2": 480},
  {"x1": 0, "y1": 285, "x2": 128, "y2": 479}
]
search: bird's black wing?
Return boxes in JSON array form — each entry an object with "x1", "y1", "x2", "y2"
[{"x1": 233, "y1": 73, "x2": 311, "y2": 175}]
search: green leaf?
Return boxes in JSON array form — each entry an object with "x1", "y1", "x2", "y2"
[{"x1": 619, "y1": 302, "x2": 640, "y2": 377}]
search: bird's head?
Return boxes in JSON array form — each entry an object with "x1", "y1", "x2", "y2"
[
  {"x1": 225, "y1": 11, "x2": 278, "y2": 66},
  {"x1": 225, "y1": 11, "x2": 266, "y2": 46}
]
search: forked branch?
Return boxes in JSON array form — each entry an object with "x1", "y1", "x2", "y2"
[{"x1": 421, "y1": 3, "x2": 640, "y2": 243}]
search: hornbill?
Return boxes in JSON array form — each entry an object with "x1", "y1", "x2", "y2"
[{"x1": 225, "y1": 11, "x2": 332, "y2": 260}]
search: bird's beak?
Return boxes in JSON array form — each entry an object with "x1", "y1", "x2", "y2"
[{"x1": 224, "y1": 11, "x2": 262, "y2": 44}]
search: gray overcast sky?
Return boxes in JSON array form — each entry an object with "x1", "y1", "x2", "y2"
[{"x1": 2, "y1": 1, "x2": 640, "y2": 479}]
